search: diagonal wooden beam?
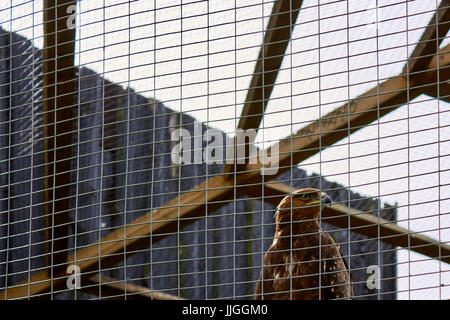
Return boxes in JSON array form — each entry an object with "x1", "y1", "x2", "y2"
[
  {"x1": 224, "y1": 0, "x2": 304, "y2": 176},
  {"x1": 247, "y1": 43, "x2": 450, "y2": 178},
  {"x1": 237, "y1": 0, "x2": 303, "y2": 132},
  {"x1": 422, "y1": 80, "x2": 450, "y2": 103},
  {"x1": 3, "y1": 15, "x2": 450, "y2": 302},
  {"x1": 403, "y1": 0, "x2": 450, "y2": 77},
  {"x1": 42, "y1": 0, "x2": 77, "y2": 273},
  {"x1": 82, "y1": 276, "x2": 185, "y2": 300},
  {"x1": 248, "y1": 182, "x2": 450, "y2": 265},
  {"x1": 0, "y1": 174, "x2": 238, "y2": 299}
]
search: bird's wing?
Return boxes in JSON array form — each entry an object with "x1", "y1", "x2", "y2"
[
  {"x1": 320, "y1": 231, "x2": 354, "y2": 299},
  {"x1": 254, "y1": 253, "x2": 275, "y2": 300},
  {"x1": 255, "y1": 272, "x2": 262, "y2": 299},
  {"x1": 340, "y1": 249, "x2": 354, "y2": 297}
]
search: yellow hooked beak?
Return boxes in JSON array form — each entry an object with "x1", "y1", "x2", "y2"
[{"x1": 306, "y1": 192, "x2": 333, "y2": 206}]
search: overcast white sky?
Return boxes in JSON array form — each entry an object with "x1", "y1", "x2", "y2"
[{"x1": 1, "y1": 0, "x2": 449, "y2": 299}]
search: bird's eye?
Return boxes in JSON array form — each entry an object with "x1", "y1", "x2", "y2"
[{"x1": 300, "y1": 193, "x2": 311, "y2": 201}]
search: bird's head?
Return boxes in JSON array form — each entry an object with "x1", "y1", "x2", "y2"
[{"x1": 275, "y1": 188, "x2": 333, "y2": 224}]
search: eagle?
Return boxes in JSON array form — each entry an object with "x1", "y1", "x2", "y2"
[{"x1": 255, "y1": 188, "x2": 353, "y2": 300}]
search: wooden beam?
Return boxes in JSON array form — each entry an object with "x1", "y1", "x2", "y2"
[
  {"x1": 247, "y1": 182, "x2": 450, "y2": 265},
  {"x1": 224, "y1": 0, "x2": 303, "y2": 176},
  {"x1": 42, "y1": 0, "x2": 77, "y2": 273},
  {"x1": 422, "y1": 80, "x2": 450, "y2": 103},
  {"x1": 247, "y1": 44, "x2": 450, "y2": 178},
  {"x1": 82, "y1": 276, "x2": 185, "y2": 300},
  {"x1": 416, "y1": 3, "x2": 450, "y2": 104},
  {"x1": 403, "y1": 0, "x2": 450, "y2": 76},
  {"x1": 237, "y1": 0, "x2": 303, "y2": 132}
]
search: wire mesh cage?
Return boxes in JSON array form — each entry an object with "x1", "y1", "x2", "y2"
[{"x1": 0, "y1": 0, "x2": 449, "y2": 300}]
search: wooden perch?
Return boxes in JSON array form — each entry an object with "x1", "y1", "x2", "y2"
[
  {"x1": 249, "y1": 181, "x2": 450, "y2": 265},
  {"x1": 83, "y1": 275, "x2": 185, "y2": 300}
]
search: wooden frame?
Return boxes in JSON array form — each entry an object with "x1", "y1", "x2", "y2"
[
  {"x1": 403, "y1": 0, "x2": 450, "y2": 76},
  {"x1": 423, "y1": 81, "x2": 450, "y2": 103},
  {"x1": 42, "y1": 0, "x2": 77, "y2": 274},
  {"x1": 1, "y1": 0, "x2": 450, "y2": 300}
]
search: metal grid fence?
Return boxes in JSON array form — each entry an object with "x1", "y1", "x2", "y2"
[{"x1": 0, "y1": 0, "x2": 449, "y2": 300}]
